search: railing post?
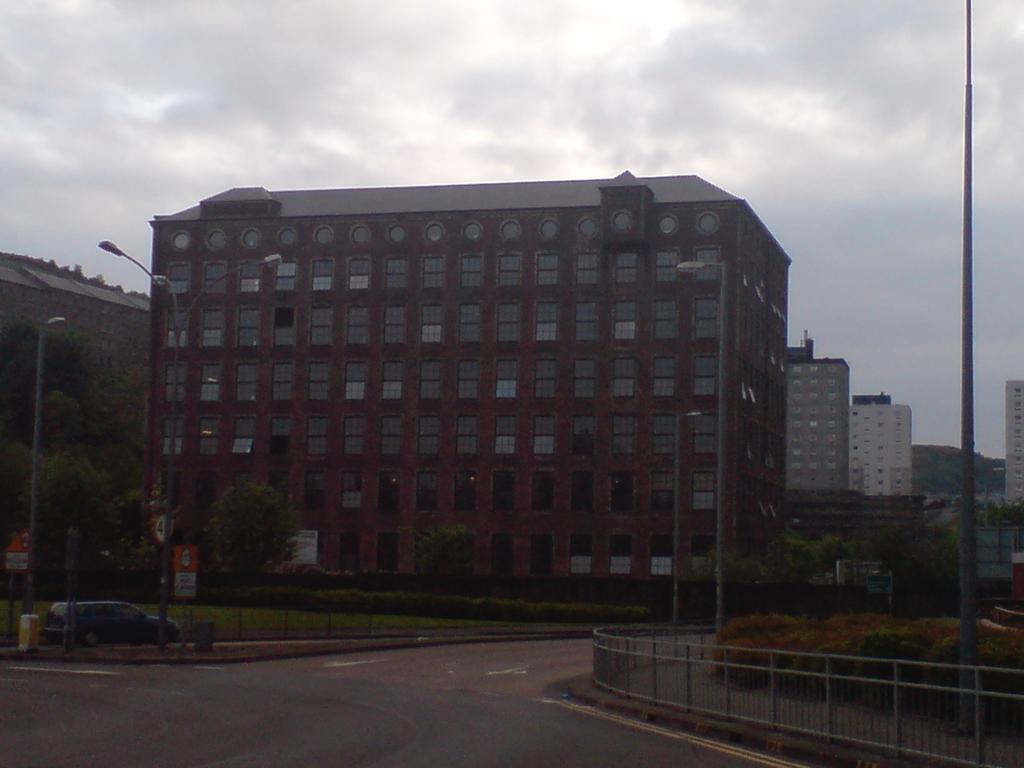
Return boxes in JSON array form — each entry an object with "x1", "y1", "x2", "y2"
[
  {"x1": 327, "y1": 609, "x2": 332, "y2": 637},
  {"x1": 770, "y1": 652, "x2": 778, "y2": 728},
  {"x1": 284, "y1": 609, "x2": 289, "y2": 639},
  {"x1": 685, "y1": 642, "x2": 692, "y2": 709},
  {"x1": 237, "y1": 606, "x2": 243, "y2": 640},
  {"x1": 651, "y1": 633, "x2": 659, "y2": 702},
  {"x1": 974, "y1": 667, "x2": 984, "y2": 766},
  {"x1": 893, "y1": 661, "x2": 902, "y2": 756},
  {"x1": 724, "y1": 647, "x2": 731, "y2": 717},
  {"x1": 826, "y1": 657, "x2": 834, "y2": 742},
  {"x1": 625, "y1": 638, "x2": 631, "y2": 695}
]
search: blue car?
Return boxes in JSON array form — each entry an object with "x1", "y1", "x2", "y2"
[{"x1": 44, "y1": 601, "x2": 180, "y2": 646}]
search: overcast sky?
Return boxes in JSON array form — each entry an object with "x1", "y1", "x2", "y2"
[{"x1": 1, "y1": 1, "x2": 1020, "y2": 456}]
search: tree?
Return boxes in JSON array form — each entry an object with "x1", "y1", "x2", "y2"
[
  {"x1": 206, "y1": 483, "x2": 298, "y2": 573},
  {"x1": 980, "y1": 501, "x2": 1024, "y2": 526},
  {"x1": 414, "y1": 525, "x2": 474, "y2": 575}
]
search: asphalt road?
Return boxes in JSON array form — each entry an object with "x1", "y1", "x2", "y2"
[{"x1": 1, "y1": 639, "x2": 812, "y2": 768}]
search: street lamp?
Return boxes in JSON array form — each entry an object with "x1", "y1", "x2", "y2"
[
  {"x1": 23, "y1": 316, "x2": 66, "y2": 620},
  {"x1": 677, "y1": 259, "x2": 728, "y2": 635},
  {"x1": 98, "y1": 241, "x2": 280, "y2": 649}
]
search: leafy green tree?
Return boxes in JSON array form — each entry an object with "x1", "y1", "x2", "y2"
[
  {"x1": 206, "y1": 483, "x2": 298, "y2": 573},
  {"x1": 980, "y1": 501, "x2": 1024, "y2": 526},
  {"x1": 0, "y1": 441, "x2": 31, "y2": 543},
  {"x1": 415, "y1": 525, "x2": 474, "y2": 575}
]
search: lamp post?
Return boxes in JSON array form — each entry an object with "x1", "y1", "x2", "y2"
[
  {"x1": 677, "y1": 258, "x2": 728, "y2": 634},
  {"x1": 23, "y1": 316, "x2": 66, "y2": 619},
  {"x1": 98, "y1": 241, "x2": 280, "y2": 648},
  {"x1": 673, "y1": 409, "x2": 704, "y2": 625}
]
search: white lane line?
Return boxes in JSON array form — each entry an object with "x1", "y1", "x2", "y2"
[
  {"x1": 323, "y1": 659, "x2": 384, "y2": 668},
  {"x1": 7, "y1": 666, "x2": 122, "y2": 676},
  {"x1": 193, "y1": 665, "x2": 226, "y2": 670},
  {"x1": 486, "y1": 667, "x2": 527, "y2": 676}
]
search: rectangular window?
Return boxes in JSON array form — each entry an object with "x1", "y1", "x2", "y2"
[
  {"x1": 535, "y1": 302, "x2": 558, "y2": 341},
  {"x1": 575, "y1": 302, "x2": 597, "y2": 341},
  {"x1": 416, "y1": 471, "x2": 438, "y2": 510},
  {"x1": 341, "y1": 471, "x2": 362, "y2": 509},
  {"x1": 380, "y1": 416, "x2": 403, "y2": 455},
  {"x1": 419, "y1": 360, "x2": 441, "y2": 399},
  {"x1": 201, "y1": 308, "x2": 224, "y2": 347},
  {"x1": 348, "y1": 257, "x2": 369, "y2": 289},
  {"x1": 610, "y1": 534, "x2": 633, "y2": 572},
  {"x1": 610, "y1": 475, "x2": 634, "y2": 514},
  {"x1": 492, "y1": 471, "x2": 515, "y2": 512},
  {"x1": 164, "y1": 362, "x2": 184, "y2": 402},
  {"x1": 457, "y1": 415, "x2": 478, "y2": 454},
  {"x1": 270, "y1": 416, "x2": 290, "y2": 455},
  {"x1": 654, "y1": 300, "x2": 677, "y2": 340},
  {"x1": 536, "y1": 253, "x2": 559, "y2": 285},
  {"x1": 530, "y1": 533, "x2": 553, "y2": 575},
  {"x1": 650, "y1": 534, "x2": 673, "y2": 575},
  {"x1": 693, "y1": 414, "x2": 715, "y2": 453},
  {"x1": 495, "y1": 415, "x2": 517, "y2": 454},
  {"x1": 454, "y1": 470, "x2": 477, "y2": 511},
  {"x1": 345, "y1": 361, "x2": 367, "y2": 400},
  {"x1": 232, "y1": 417, "x2": 254, "y2": 454},
  {"x1": 381, "y1": 361, "x2": 403, "y2": 400},
  {"x1": 378, "y1": 472, "x2": 400, "y2": 512},
  {"x1": 612, "y1": 415, "x2": 636, "y2": 454},
  {"x1": 495, "y1": 359, "x2": 517, "y2": 398},
  {"x1": 531, "y1": 474, "x2": 554, "y2": 512},
  {"x1": 385, "y1": 258, "x2": 407, "y2": 289},
  {"x1": 612, "y1": 358, "x2": 636, "y2": 397},
  {"x1": 533, "y1": 415, "x2": 555, "y2": 454},
  {"x1": 309, "y1": 306, "x2": 332, "y2": 345},
  {"x1": 694, "y1": 356, "x2": 716, "y2": 395},
  {"x1": 376, "y1": 531, "x2": 398, "y2": 570},
  {"x1": 693, "y1": 471, "x2": 715, "y2": 509},
  {"x1": 167, "y1": 263, "x2": 190, "y2": 294},
  {"x1": 491, "y1": 533, "x2": 514, "y2": 574},
  {"x1": 418, "y1": 415, "x2": 439, "y2": 455},
  {"x1": 199, "y1": 416, "x2": 219, "y2": 455},
  {"x1": 421, "y1": 255, "x2": 444, "y2": 288},
  {"x1": 653, "y1": 356, "x2": 676, "y2": 397},
  {"x1": 534, "y1": 359, "x2": 557, "y2": 398},
  {"x1": 199, "y1": 363, "x2": 221, "y2": 402},
  {"x1": 306, "y1": 416, "x2": 327, "y2": 455},
  {"x1": 460, "y1": 254, "x2": 482, "y2": 287},
  {"x1": 694, "y1": 246, "x2": 721, "y2": 281},
  {"x1": 458, "y1": 361, "x2": 479, "y2": 399},
  {"x1": 570, "y1": 533, "x2": 592, "y2": 574},
  {"x1": 237, "y1": 307, "x2": 260, "y2": 347},
  {"x1": 656, "y1": 251, "x2": 678, "y2": 282},
  {"x1": 343, "y1": 416, "x2": 365, "y2": 454},
  {"x1": 347, "y1": 306, "x2": 369, "y2": 345},
  {"x1": 459, "y1": 304, "x2": 481, "y2": 342},
  {"x1": 166, "y1": 309, "x2": 187, "y2": 347},
  {"x1": 652, "y1": 414, "x2": 675, "y2": 455},
  {"x1": 574, "y1": 359, "x2": 596, "y2": 398},
  {"x1": 275, "y1": 261, "x2": 297, "y2": 291},
  {"x1": 498, "y1": 254, "x2": 521, "y2": 286},
  {"x1": 571, "y1": 471, "x2": 593, "y2": 511},
  {"x1": 273, "y1": 307, "x2": 295, "y2": 346},
  {"x1": 379, "y1": 305, "x2": 404, "y2": 345},
  {"x1": 694, "y1": 298, "x2": 718, "y2": 339},
  {"x1": 575, "y1": 252, "x2": 598, "y2": 285},
  {"x1": 239, "y1": 261, "x2": 261, "y2": 293},
  {"x1": 615, "y1": 252, "x2": 637, "y2": 284},
  {"x1": 272, "y1": 362, "x2": 293, "y2": 401},
  {"x1": 496, "y1": 303, "x2": 520, "y2": 342},
  {"x1": 162, "y1": 416, "x2": 183, "y2": 455},
  {"x1": 572, "y1": 415, "x2": 595, "y2": 456},
  {"x1": 235, "y1": 363, "x2": 257, "y2": 401},
  {"x1": 204, "y1": 262, "x2": 226, "y2": 293},
  {"x1": 421, "y1": 305, "x2": 442, "y2": 343},
  {"x1": 613, "y1": 301, "x2": 636, "y2": 340},
  {"x1": 312, "y1": 259, "x2": 334, "y2": 291},
  {"x1": 308, "y1": 362, "x2": 329, "y2": 400}
]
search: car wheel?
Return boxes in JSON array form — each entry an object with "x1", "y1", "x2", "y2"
[{"x1": 83, "y1": 631, "x2": 99, "y2": 648}]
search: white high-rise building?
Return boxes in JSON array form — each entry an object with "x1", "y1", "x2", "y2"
[
  {"x1": 849, "y1": 393, "x2": 912, "y2": 496},
  {"x1": 1007, "y1": 381, "x2": 1024, "y2": 502}
]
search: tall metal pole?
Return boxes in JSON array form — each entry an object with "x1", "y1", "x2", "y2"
[
  {"x1": 714, "y1": 262, "x2": 728, "y2": 635},
  {"x1": 959, "y1": 0, "x2": 977, "y2": 729},
  {"x1": 23, "y1": 326, "x2": 47, "y2": 618}
]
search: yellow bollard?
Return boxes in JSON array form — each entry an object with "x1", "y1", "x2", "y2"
[{"x1": 18, "y1": 614, "x2": 39, "y2": 652}]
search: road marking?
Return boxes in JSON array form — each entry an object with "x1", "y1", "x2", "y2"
[
  {"x1": 323, "y1": 659, "x2": 384, "y2": 668},
  {"x1": 6, "y1": 666, "x2": 122, "y2": 677},
  {"x1": 193, "y1": 665, "x2": 226, "y2": 670},
  {"x1": 551, "y1": 700, "x2": 811, "y2": 768},
  {"x1": 486, "y1": 667, "x2": 527, "y2": 676}
]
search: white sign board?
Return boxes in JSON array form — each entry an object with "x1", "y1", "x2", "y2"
[
  {"x1": 174, "y1": 572, "x2": 197, "y2": 600},
  {"x1": 5, "y1": 551, "x2": 28, "y2": 573},
  {"x1": 289, "y1": 530, "x2": 319, "y2": 566}
]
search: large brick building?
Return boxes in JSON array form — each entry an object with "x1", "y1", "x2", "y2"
[{"x1": 148, "y1": 172, "x2": 789, "y2": 576}]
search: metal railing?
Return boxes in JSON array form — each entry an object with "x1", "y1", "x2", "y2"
[{"x1": 593, "y1": 627, "x2": 1024, "y2": 768}]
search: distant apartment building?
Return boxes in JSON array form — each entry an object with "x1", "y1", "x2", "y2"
[
  {"x1": 785, "y1": 335, "x2": 850, "y2": 490},
  {"x1": 1007, "y1": 381, "x2": 1024, "y2": 502},
  {"x1": 0, "y1": 252, "x2": 150, "y2": 371},
  {"x1": 849, "y1": 393, "x2": 912, "y2": 496}
]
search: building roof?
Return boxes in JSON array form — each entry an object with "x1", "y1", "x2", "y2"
[
  {"x1": 0, "y1": 253, "x2": 149, "y2": 311},
  {"x1": 154, "y1": 173, "x2": 741, "y2": 222}
]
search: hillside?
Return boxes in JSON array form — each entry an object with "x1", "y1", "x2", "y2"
[{"x1": 912, "y1": 444, "x2": 1005, "y2": 497}]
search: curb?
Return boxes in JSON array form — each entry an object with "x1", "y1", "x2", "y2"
[{"x1": 565, "y1": 676, "x2": 921, "y2": 768}]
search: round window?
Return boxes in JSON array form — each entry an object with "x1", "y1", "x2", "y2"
[
  {"x1": 578, "y1": 217, "x2": 597, "y2": 237},
  {"x1": 611, "y1": 210, "x2": 633, "y2": 232},
  {"x1": 206, "y1": 229, "x2": 227, "y2": 250},
  {"x1": 538, "y1": 218, "x2": 558, "y2": 240},
  {"x1": 696, "y1": 211, "x2": 720, "y2": 235},
  {"x1": 171, "y1": 231, "x2": 191, "y2": 250},
  {"x1": 658, "y1": 214, "x2": 679, "y2": 235},
  {"x1": 278, "y1": 227, "x2": 298, "y2": 246},
  {"x1": 314, "y1": 226, "x2": 334, "y2": 245},
  {"x1": 463, "y1": 221, "x2": 483, "y2": 241},
  {"x1": 351, "y1": 224, "x2": 371, "y2": 244},
  {"x1": 424, "y1": 222, "x2": 445, "y2": 242},
  {"x1": 499, "y1": 219, "x2": 521, "y2": 241},
  {"x1": 241, "y1": 228, "x2": 262, "y2": 248},
  {"x1": 388, "y1": 224, "x2": 407, "y2": 243}
]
